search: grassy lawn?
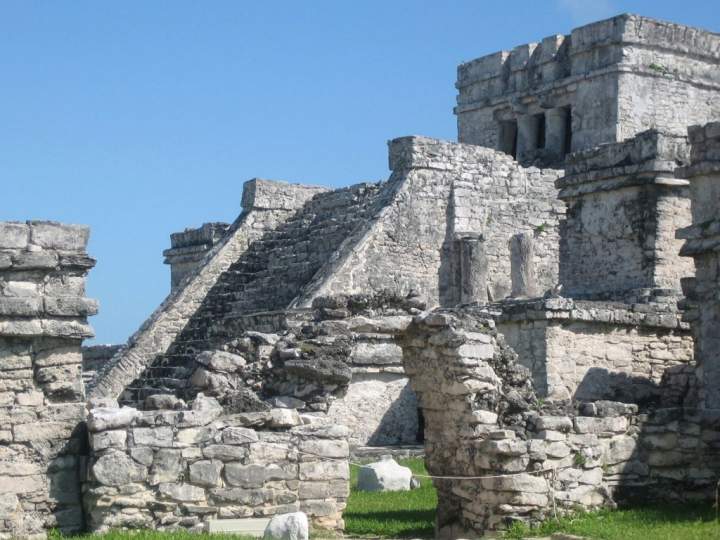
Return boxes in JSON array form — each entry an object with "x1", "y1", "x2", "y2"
[
  {"x1": 505, "y1": 504, "x2": 720, "y2": 540},
  {"x1": 344, "y1": 458, "x2": 437, "y2": 538}
]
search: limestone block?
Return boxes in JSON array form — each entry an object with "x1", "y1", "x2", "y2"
[
  {"x1": 132, "y1": 426, "x2": 174, "y2": 448},
  {"x1": 357, "y1": 457, "x2": 412, "y2": 492},
  {"x1": 202, "y1": 444, "x2": 248, "y2": 461},
  {"x1": 158, "y1": 482, "x2": 206, "y2": 502},
  {"x1": 93, "y1": 451, "x2": 147, "y2": 486},
  {"x1": 298, "y1": 460, "x2": 349, "y2": 482},
  {"x1": 149, "y1": 449, "x2": 183, "y2": 484},
  {"x1": 350, "y1": 342, "x2": 403, "y2": 365},
  {"x1": 263, "y1": 511, "x2": 309, "y2": 540},
  {"x1": 297, "y1": 439, "x2": 349, "y2": 459},
  {"x1": 188, "y1": 460, "x2": 223, "y2": 487},
  {"x1": 91, "y1": 430, "x2": 127, "y2": 451},
  {"x1": 0, "y1": 222, "x2": 28, "y2": 249},
  {"x1": 209, "y1": 487, "x2": 274, "y2": 506},
  {"x1": 196, "y1": 350, "x2": 247, "y2": 372},
  {"x1": 144, "y1": 394, "x2": 186, "y2": 410},
  {"x1": 574, "y1": 416, "x2": 628, "y2": 434},
  {"x1": 225, "y1": 463, "x2": 291, "y2": 488},
  {"x1": 222, "y1": 427, "x2": 260, "y2": 445},
  {"x1": 269, "y1": 408, "x2": 301, "y2": 429},
  {"x1": 87, "y1": 407, "x2": 139, "y2": 432},
  {"x1": 29, "y1": 221, "x2": 89, "y2": 251},
  {"x1": 13, "y1": 421, "x2": 75, "y2": 442}
]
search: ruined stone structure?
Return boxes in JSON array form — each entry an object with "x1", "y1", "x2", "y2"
[
  {"x1": 4, "y1": 11, "x2": 720, "y2": 540},
  {"x1": 0, "y1": 221, "x2": 97, "y2": 538},
  {"x1": 84, "y1": 397, "x2": 349, "y2": 532},
  {"x1": 457, "y1": 14, "x2": 720, "y2": 165},
  {"x1": 90, "y1": 138, "x2": 564, "y2": 449}
]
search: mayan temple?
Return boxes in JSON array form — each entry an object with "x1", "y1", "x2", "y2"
[{"x1": 2, "y1": 12, "x2": 720, "y2": 539}]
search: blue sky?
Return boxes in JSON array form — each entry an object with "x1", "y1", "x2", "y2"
[{"x1": 1, "y1": 1, "x2": 717, "y2": 344}]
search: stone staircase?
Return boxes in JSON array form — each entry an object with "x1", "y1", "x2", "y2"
[{"x1": 120, "y1": 181, "x2": 390, "y2": 404}]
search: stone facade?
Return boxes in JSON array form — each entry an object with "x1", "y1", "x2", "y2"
[
  {"x1": 678, "y1": 121, "x2": 720, "y2": 409},
  {"x1": 558, "y1": 130, "x2": 692, "y2": 300},
  {"x1": 456, "y1": 14, "x2": 720, "y2": 165},
  {"x1": 84, "y1": 396, "x2": 349, "y2": 532},
  {"x1": 0, "y1": 221, "x2": 97, "y2": 538},
  {"x1": 495, "y1": 298, "x2": 693, "y2": 402}
]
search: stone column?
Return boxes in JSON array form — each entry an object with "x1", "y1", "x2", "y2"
[
  {"x1": 510, "y1": 232, "x2": 537, "y2": 297},
  {"x1": 545, "y1": 107, "x2": 568, "y2": 161},
  {"x1": 459, "y1": 235, "x2": 488, "y2": 304},
  {"x1": 516, "y1": 114, "x2": 539, "y2": 163}
]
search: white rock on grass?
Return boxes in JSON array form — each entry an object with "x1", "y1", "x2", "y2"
[
  {"x1": 357, "y1": 456, "x2": 413, "y2": 492},
  {"x1": 263, "y1": 511, "x2": 309, "y2": 540}
]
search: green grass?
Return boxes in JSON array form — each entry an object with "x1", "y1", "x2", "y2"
[
  {"x1": 344, "y1": 458, "x2": 437, "y2": 538},
  {"x1": 504, "y1": 504, "x2": 720, "y2": 540}
]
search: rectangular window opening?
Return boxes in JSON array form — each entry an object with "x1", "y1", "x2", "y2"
[
  {"x1": 563, "y1": 106, "x2": 573, "y2": 155},
  {"x1": 535, "y1": 113, "x2": 546, "y2": 150},
  {"x1": 499, "y1": 120, "x2": 518, "y2": 159}
]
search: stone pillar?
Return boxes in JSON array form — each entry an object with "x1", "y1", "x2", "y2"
[
  {"x1": 516, "y1": 114, "x2": 540, "y2": 163},
  {"x1": 458, "y1": 235, "x2": 488, "y2": 304},
  {"x1": 510, "y1": 232, "x2": 537, "y2": 297},
  {"x1": 677, "y1": 122, "x2": 720, "y2": 409},
  {"x1": 163, "y1": 222, "x2": 230, "y2": 291},
  {"x1": 0, "y1": 220, "x2": 97, "y2": 538},
  {"x1": 545, "y1": 107, "x2": 568, "y2": 161}
]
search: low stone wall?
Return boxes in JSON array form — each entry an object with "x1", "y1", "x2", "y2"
[
  {"x1": 84, "y1": 397, "x2": 349, "y2": 532},
  {"x1": 0, "y1": 220, "x2": 97, "y2": 538},
  {"x1": 400, "y1": 308, "x2": 720, "y2": 538}
]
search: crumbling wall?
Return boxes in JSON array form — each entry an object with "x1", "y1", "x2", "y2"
[
  {"x1": 0, "y1": 221, "x2": 97, "y2": 538},
  {"x1": 298, "y1": 136, "x2": 564, "y2": 307},
  {"x1": 400, "y1": 308, "x2": 720, "y2": 538},
  {"x1": 90, "y1": 179, "x2": 327, "y2": 401},
  {"x1": 84, "y1": 396, "x2": 349, "y2": 532},
  {"x1": 122, "y1": 293, "x2": 422, "y2": 447}
]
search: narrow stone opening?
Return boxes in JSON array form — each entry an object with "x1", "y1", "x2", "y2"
[
  {"x1": 563, "y1": 105, "x2": 573, "y2": 155},
  {"x1": 498, "y1": 120, "x2": 518, "y2": 158},
  {"x1": 534, "y1": 113, "x2": 546, "y2": 150}
]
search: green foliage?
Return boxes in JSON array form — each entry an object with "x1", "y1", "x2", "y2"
[
  {"x1": 573, "y1": 451, "x2": 587, "y2": 467},
  {"x1": 648, "y1": 62, "x2": 669, "y2": 74},
  {"x1": 535, "y1": 222, "x2": 548, "y2": 233},
  {"x1": 344, "y1": 457, "x2": 436, "y2": 538},
  {"x1": 503, "y1": 504, "x2": 719, "y2": 540}
]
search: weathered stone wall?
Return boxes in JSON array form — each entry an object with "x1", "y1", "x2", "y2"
[
  {"x1": 84, "y1": 397, "x2": 349, "y2": 532},
  {"x1": 677, "y1": 121, "x2": 720, "y2": 409},
  {"x1": 456, "y1": 14, "x2": 720, "y2": 164},
  {"x1": 0, "y1": 221, "x2": 97, "y2": 538},
  {"x1": 83, "y1": 344, "x2": 124, "y2": 391},
  {"x1": 495, "y1": 298, "x2": 693, "y2": 402},
  {"x1": 400, "y1": 308, "x2": 720, "y2": 538},
  {"x1": 557, "y1": 130, "x2": 692, "y2": 300},
  {"x1": 90, "y1": 179, "x2": 327, "y2": 401},
  {"x1": 299, "y1": 136, "x2": 564, "y2": 307}
]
